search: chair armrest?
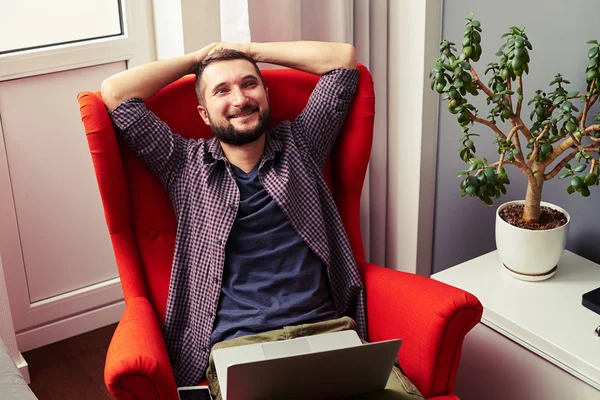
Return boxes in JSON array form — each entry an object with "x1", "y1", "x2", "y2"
[
  {"x1": 105, "y1": 297, "x2": 178, "y2": 400},
  {"x1": 363, "y1": 263, "x2": 482, "y2": 399}
]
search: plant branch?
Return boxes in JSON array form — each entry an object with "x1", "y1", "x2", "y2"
[
  {"x1": 544, "y1": 151, "x2": 578, "y2": 180},
  {"x1": 484, "y1": 156, "x2": 531, "y2": 177},
  {"x1": 550, "y1": 90, "x2": 600, "y2": 159},
  {"x1": 528, "y1": 140, "x2": 540, "y2": 168},
  {"x1": 583, "y1": 124, "x2": 600, "y2": 135},
  {"x1": 506, "y1": 79, "x2": 514, "y2": 109},
  {"x1": 507, "y1": 124, "x2": 521, "y2": 140},
  {"x1": 507, "y1": 124, "x2": 526, "y2": 164},
  {"x1": 578, "y1": 93, "x2": 599, "y2": 122},
  {"x1": 471, "y1": 68, "x2": 531, "y2": 143},
  {"x1": 500, "y1": 158, "x2": 534, "y2": 179},
  {"x1": 527, "y1": 124, "x2": 549, "y2": 167},
  {"x1": 497, "y1": 154, "x2": 505, "y2": 172},
  {"x1": 492, "y1": 124, "x2": 534, "y2": 179},
  {"x1": 491, "y1": 156, "x2": 538, "y2": 199},
  {"x1": 470, "y1": 67, "x2": 494, "y2": 98},
  {"x1": 513, "y1": 117, "x2": 533, "y2": 141},
  {"x1": 465, "y1": 110, "x2": 507, "y2": 139},
  {"x1": 580, "y1": 80, "x2": 595, "y2": 129},
  {"x1": 568, "y1": 132, "x2": 582, "y2": 147},
  {"x1": 589, "y1": 135, "x2": 600, "y2": 142},
  {"x1": 544, "y1": 134, "x2": 580, "y2": 166},
  {"x1": 495, "y1": 125, "x2": 521, "y2": 172},
  {"x1": 516, "y1": 75, "x2": 523, "y2": 117},
  {"x1": 513, "y1": 134, "x2": 525, "y2": 163},
  {"x1": 512, "y1": 159, "x2": 538, "y2": 189},
  {"x1": 483, "y1": 159, "x2": 533, "y2": 180}
]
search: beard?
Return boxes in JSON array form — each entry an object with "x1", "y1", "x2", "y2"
[{"x1": 208, "y1": 105, "x2": 272, "y2": 147}]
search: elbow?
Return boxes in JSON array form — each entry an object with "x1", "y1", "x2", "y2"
[
  {"x1": 341, "y1": 43, "x2": 357, "y2": 70},
  {"x1": 100, "y1": 78, "x2": 121, "y2": 111},
  {"x1": 322, "y1": 43, "x2": 356, "y2": 75}
]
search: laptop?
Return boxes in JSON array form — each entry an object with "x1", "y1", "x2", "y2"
[{"x1": 212, "y1": 330, "x2": 401, "y2": 400}]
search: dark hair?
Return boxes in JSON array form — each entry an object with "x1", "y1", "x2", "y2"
[{"x1": 195, "y1": 49, "x2": 266, "y2": 106}]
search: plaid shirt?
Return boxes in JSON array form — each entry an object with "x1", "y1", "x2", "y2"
[{"x1": 109, "y1": 68, "x2": 366, "y2": 387}]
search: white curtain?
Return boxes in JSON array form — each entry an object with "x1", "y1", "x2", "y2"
[{"x1": 219, "y1": 0, "x2": 389, "y2": 266}]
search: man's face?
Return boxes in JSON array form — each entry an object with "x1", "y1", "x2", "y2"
[{"x1": 197, "y1": 59, "x2": 271, "y2": 146}]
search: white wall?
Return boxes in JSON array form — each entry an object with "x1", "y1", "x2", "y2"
[
  {"x1": 433, "y1": 0, "x2": 600, "y2": 272},
  {"x1": 386, "y1": 0, "x2": 441, "y2": 274}
]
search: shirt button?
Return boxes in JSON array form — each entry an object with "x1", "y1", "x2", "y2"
[
  {"x1": 217, "y1": 239, "x2": 222, "y2": 246},
  {"x1": 229, "y1": 204, "x2": 236, "y2": 210},
  {"x1": 213, "y1": 276, "x2": 219, "y2": 284}
]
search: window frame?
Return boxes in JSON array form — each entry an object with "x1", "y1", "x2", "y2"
[{"x1": 0, "y1": 0, "x2": 152, "y2": 82}]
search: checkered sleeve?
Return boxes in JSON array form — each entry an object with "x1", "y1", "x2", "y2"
[
  {"x1": 293, "y1": 68, "x2": 359, "y2": 169},
  {"x1": 109, "y1": 98, "x2": 189, "y2": 192}
]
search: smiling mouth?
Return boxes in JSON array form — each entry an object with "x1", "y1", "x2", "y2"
[{"x1": 229, "y1": 108, "x2": 258, "y2": 119}]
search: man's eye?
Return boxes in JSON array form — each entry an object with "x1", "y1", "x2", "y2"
[
  {"x1": 216, "y1": 89, "x2": 228, "y2": 94},
  {"x1": 244, "y1": 82, "x2": 257, "y2": 88}
]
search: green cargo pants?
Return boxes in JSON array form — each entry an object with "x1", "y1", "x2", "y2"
[{"x1": 206, "y1": 316, "x2": 424, "y2": 400}]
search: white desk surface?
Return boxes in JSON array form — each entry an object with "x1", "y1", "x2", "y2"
[{"x1": 432, "y1": 250, "x2": 600, "y2": 390}]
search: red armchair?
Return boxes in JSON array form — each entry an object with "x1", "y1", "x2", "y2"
[{"x1": 77, "y1": 64, "x2": 482, "y2": 400}]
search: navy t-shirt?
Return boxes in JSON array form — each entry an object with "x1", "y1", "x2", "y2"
[{"x1": 210, "y1": 163, "x2": 337, "y2": 345}]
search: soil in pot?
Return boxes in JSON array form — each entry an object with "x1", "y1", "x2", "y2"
[{"x1": 499, "y1": 204, "x2": 568, "y2": 230}]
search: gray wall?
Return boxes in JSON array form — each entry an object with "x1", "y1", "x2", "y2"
[{"x1": 433, "y1": 0, "x2": 600, "y2": 273}]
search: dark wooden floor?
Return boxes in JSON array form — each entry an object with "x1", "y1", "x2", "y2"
[{"x1": 23, "y1": 323, "x2": 117, "y2": 400}]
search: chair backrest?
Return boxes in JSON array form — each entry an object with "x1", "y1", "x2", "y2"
[{"x1": 78, "y1": 65, "x2": 375, "y2": 325}]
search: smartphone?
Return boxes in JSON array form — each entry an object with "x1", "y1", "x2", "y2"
[
  {"x1": 177, "y1": 385, "x2": 213, "y2": 400},
  {"x1": 582, "y1": 286, "x2": 600, "y2": 315}
]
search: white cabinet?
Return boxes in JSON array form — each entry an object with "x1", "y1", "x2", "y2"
[{"x1": 432, "y1": 250, "x2": 600, "y2": 399}]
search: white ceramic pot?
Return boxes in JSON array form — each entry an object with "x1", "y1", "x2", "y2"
[{"x1": 495, "y1": 200, "x2": 570, "y2": 281}]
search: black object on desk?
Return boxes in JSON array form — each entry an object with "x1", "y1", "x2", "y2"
[{"x1": 582, "y1": 286, "x2": 600, "y2": 316}]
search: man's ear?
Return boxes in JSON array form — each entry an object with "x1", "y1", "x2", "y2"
[{"x1": 197, "y1": 105, "x2": 210, "y2": 125}]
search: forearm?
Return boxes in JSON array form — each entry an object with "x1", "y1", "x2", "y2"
[
  {"x1": 101, "y1": 42, "x2": 220, "y2": 110},
  {"x1": 250, "y1": 41, "x2": 357, "y2": 75},
  {"x1": 101, "y1": 54, "x2": 199, "y2": 110}
]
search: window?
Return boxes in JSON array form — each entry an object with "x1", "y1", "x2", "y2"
[{"x1": 0, "y1": 0, "x2": 122, "y2": 54}]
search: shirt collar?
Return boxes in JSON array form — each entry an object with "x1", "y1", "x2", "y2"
[
  {"x1": 206, "y1": 136, "x2": 226, "y2": 162},
  {"x1": 263, "y1": 130, "x2": 283, "y2": 161},
  {"x1": 205, "y1": 130, "x2": 283, "y2": 164}
]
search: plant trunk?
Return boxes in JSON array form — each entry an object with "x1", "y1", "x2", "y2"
[{"x1": 523, "y1": 162, "x2": 546, "y2": 224}]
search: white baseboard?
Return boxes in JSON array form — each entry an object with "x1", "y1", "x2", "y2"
[
  {"x1": 16, "y1": 301, "x2": 125, "y2": 352},
  {"x1": 15, "y1": 353, "x2": 30, "y2": 384}
]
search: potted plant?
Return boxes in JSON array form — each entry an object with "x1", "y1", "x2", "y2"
[{"x1": 431, "y1": 12, "x2": 600, "y2": 281}]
